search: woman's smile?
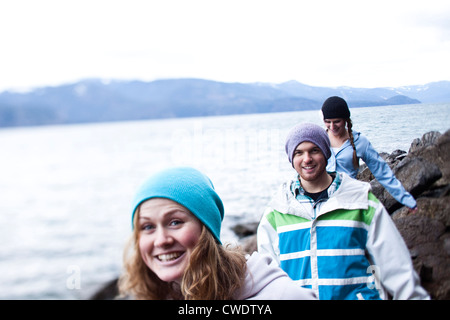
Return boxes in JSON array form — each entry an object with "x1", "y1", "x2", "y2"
[{"x1": 156, "y1": 251, "x2": 184, "y2": 263}]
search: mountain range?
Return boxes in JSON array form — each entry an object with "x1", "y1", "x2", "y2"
[{"x1": 0, "y1": 78, "x2": 449, "y2": 127}]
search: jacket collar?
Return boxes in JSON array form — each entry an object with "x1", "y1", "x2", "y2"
[
  {"x1": 270, "y1": 172, "x2": 370, "y2": 219},
  {"x1": 291, "y1": 172, "x2": 341, "y2": 198}
]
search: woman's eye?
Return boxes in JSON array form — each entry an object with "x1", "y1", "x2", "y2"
[
  {"x1": 141, "y1": 224, "x2": 154, "y2": 231},
  {"x1": 170, "y1": 220, "x2": 183, "y2": 227}
]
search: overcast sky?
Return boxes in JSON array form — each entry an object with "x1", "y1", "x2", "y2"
[{"x1": 1, "y1": 0, "x2": 449, "y2": 92}]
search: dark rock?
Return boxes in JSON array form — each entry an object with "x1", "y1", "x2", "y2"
[
  {"x1": 409, "y1": 129, "x2": 450, "y2": 187},
  {"x1": 394, "y1": 156, "x2": 442, "y2": 197},
  {"x1": 232, "y1": 222, "x2": 258, "y2": 254},
  {"x1": 356, "y1": 165, "x2": 374, "y2": 182},
  {"x1": 393, "y1": 215, "x2": 445, "y2": 247},
  {"x1": 409, "y1": 131, "x2": 442, "y2": 154},
  {"x1": 231, "y1": 222, "x2": 259, "y2": 239},
  {"x1": 419, "y1": 264, "x2": 433, "y2": 283},
  {"x1": 387, "y1": 149, "x2": 408, "y2": 164},
  {"x1": 385, "y1": 130, "x2": 450, "y2": 299},
  {"x1": 90, "y1": 278, "x2": 119, "y2": 300},
  {"x1": 240, "y1": 234, "x2": 258, "y2": 254}
]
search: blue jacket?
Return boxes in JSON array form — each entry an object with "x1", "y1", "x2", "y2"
[
  {"x1": 326, "y1": 131, "x2": 416, "y2": 209},
  {"x1": 257, "y1": 173, "x2": 429, "y2": 300}
]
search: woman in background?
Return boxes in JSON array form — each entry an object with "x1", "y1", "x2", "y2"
[
  {"x1": 118, "y1": 166, "x2": 316, "y2": 300},
  {"x1": 321, "y1": 96, "x2": 417, "y2": 210}
]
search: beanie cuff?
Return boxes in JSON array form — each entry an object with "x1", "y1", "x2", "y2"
[
  {"x1": 321, "y1": 96, "x2": 351, "y2": 119},
  {"x1": 131, "y1": 167, "x2": 224, "y2": 244}
]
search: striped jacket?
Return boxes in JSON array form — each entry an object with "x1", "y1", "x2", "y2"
[{"x1": 257, "y1": 172, "x2": 429, "y2": 300}]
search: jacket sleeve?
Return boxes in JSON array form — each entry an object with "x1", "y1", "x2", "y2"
[
  {"x1": 256, "y1": 207, "x2": 281, "y2": 266},
  {"x1": 360, "y1": 135, "x2": 417, "y2": 209},
  {"x1": 242, "y1": 252, "x2": 317, "y2": 300},
  {"x1": 366, "y1": 200, "x2": 430, "y2": 300}
]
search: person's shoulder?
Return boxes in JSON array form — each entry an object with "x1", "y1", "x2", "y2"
[
  {"x1": 246, "y1": 251, "x2": 275, "y2": 268},
  {"x1": 352, "y1": 131, "x2": 373, "y2": 151},
  {"x1": 352, "y1": 130, "x2": 365, "y2": 142},
  {"x1": 336, "y1": 172, "x2": 372, "y2": 200},
  {"x1": 244, "y1": 252, "x2": 317, "y2": 300}
]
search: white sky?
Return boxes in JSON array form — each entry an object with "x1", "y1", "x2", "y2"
[{"x1": 1, "y1": 0, "x2": 449, "y2": 92}]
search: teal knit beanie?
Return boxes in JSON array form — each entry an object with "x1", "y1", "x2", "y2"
[{"x1": 131, "y1": 167, "x2": 224, "y2": 244}]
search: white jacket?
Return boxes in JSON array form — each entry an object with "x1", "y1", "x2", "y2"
[{"x1": 257, "y1": 172, "x2": 429, "y2": 300}]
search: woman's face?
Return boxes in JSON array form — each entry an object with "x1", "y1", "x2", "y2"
[
  {"x1": 324, "y1": 118, "x2": 347, "y2": 137},
  {"x1": 138, "y1": 198, "x2": 203, "y2": 284}
]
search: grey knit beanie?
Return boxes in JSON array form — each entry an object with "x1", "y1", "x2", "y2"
[{"x1": 285, "y1": 123, "x2": 331, "y2": 164}]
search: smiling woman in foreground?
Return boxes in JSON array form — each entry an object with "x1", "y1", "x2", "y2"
[{"x1": 118, "y1": 166, "x2": 316, "y2": 300}]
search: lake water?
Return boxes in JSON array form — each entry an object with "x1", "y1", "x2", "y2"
[{"x1": 0, "y1": 103, "x2": 449, "y2": 299}]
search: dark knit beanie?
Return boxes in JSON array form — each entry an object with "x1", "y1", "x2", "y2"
[
  {"x1": 321, "y1": 96, "x2": 351, "y2": 119},
  {"x1": 285, "y1": 123, "x2": 331, "y2": 164}
]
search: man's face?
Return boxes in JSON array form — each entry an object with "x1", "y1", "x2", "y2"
[{"x1": 292, "y1": 141, "x2": 327, "y2": 183}]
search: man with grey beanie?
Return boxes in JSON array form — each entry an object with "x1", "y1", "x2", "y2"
[{"x1": 257, "y1": 123, "x2": 429, "y2": 300}]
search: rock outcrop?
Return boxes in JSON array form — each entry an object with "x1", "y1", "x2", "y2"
[
  {"x1": 388, "y1": 130, "x2": 450, "y2": 300},
  {"x1": 359, "y1": 130, "x2": 448, "y2": 214}
]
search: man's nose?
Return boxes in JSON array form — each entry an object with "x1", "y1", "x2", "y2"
[{"x1": 303, "y1": 152, "x2": 313, "y2": 162}]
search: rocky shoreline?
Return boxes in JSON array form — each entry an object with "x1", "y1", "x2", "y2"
[
  {"x1": 389, "y1": 130, "x2": 450, "y2": 300},
  {"x1": 92, "y1": 129, "x2": 450, "y2": 300}
]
